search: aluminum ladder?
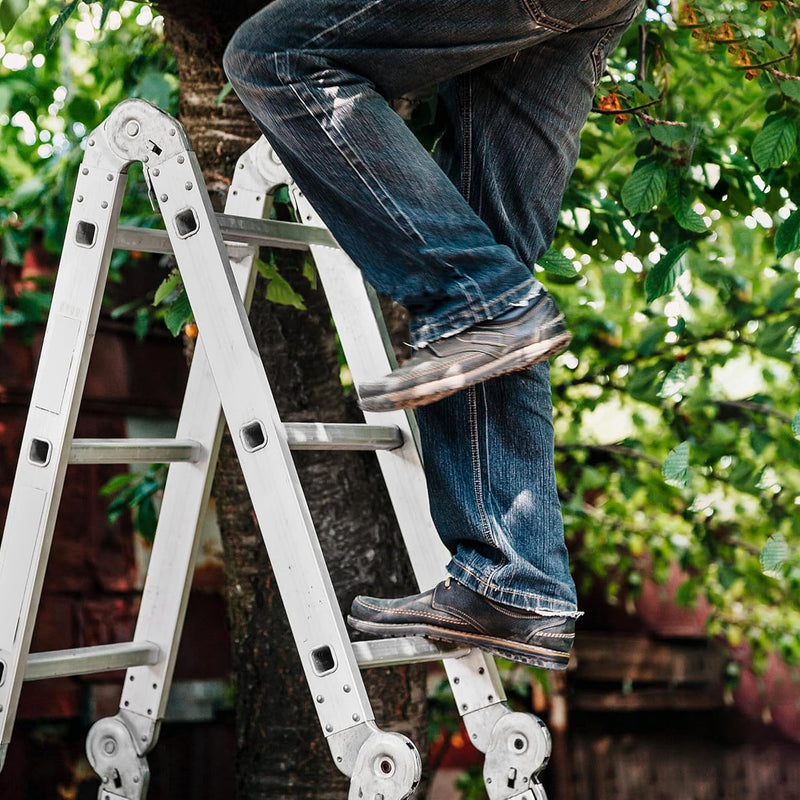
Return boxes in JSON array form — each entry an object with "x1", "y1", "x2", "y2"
[{"x1": 0, "y1": 99, "x2": 552, "y2": 800}]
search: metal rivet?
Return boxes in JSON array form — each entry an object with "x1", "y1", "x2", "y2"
[
  {"x1": 129, "y1": 675, "x2": 135, "y2": 681},
  {"x1": 352, "y1": 713, "x2": 360, "y2": 722},
  {"x1": 124, "y1": 701, "x2": 129, "y2": 707},
  {"x1": 101, "y1": 201, "x2": 108, "y2": 209},
  {"x1": 143, "y1": 156, "x2": 149, "y2": 163},
  {"x1": 486, "y1": 778, "x2": 493, "y2": 785},
  {"x1": 336, "y1": 757, "x2": 343, "y2": 763},
  {"x1": 160, "y1": 194, "x2": 168, "y2": 202},
  {"x1": 133, "y1": 777, "x2": 140, "y2": 784},
  {"x1": 177, "y1": 155, "x2": 184, "y2": 164},
  {"x1": 238, "y1": 162, "x2": 244, "y2": 169},
  {"x1": 126, "y1": 121, "x2": 140, "y2": 137},
  {"x1": 185, "y1": 182, "x2": 193, "y2": 191},
  {"x1": 76, "y1": 196, "x2": 83, "y2": 203},
  {"x1": 478, "y1": 667, "x2": 485, "y2": 675},
  {"x1": 102, "y1": 776, "x2": 109, "y2": 784},
  {"x1": 81, "y1": 168, "x2": 88, "y2": 175},
  {"x1": 141, "y1": 736, "x2": 147, "y2": 742},
  {"x1": 316, "y1": 695, "x2": 324, "y2": 703},
  {"x1": 343, "y1": 685, "x2": 351, "y2": 693},
  {"x1": 103, "y1": 740, "x2": 116, "y2": 755},
  {"x1": 169, "y1": 129, "x2": 176, "y2": 136},
  {"x1": 147, "y1": 708, "x2": 152, "y2": 715},
  {"x1": 325, "y1": 724, "x2": 333, "y2": 732},
  {"x1": 106, "y1": 174, "x2": 113, "y2": 181},
  {"x1": 88, "y1": 139, "x2": 95, "y2": 147},
  {"x1": 152, "y1": 168, "x2": 160, "y2": 177},
  {"x1": 152, "y1": 683, "x2": 157, "y2": 689},
  {"x1": 453, "y1": 677, "x2": 460, "y2": 684},
  {"x1": 488, "y1": 695, "x2": 494, "y2": 702},
  {"x1": 232, "y1": 190, "x2": 238, "y2": 196},
  {"x1": 461, "y1": 704, "x2": 468, "y2": 711}
]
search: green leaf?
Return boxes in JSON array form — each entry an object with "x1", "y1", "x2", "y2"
[
  {"x1": 46, "y1": 0, "x2": 79, "y2": 51},
  {"x1": 658, "y1": 360, "x2": 691, "y2": 399},
  {"x1": 0, "y1": 0, "x2": 28, "y2": 37},
  {"x1": 645, "y1": 241, "x2": 690, "y2": 303},
  {"x1": 666, "y1": 173, "x2": 707, "y2": 233},
  {"x1": 752, "y1": 113, "x2": 797, "y2": 171},
  {"x1": 663, "y1": 441, "x2": 690, "y2": 488},
  {"x1": 792, "y1": 411, "x2": 800, "y2": 438},
  {"x1": 760, "y1": 533, "x2": 789, "y2": 578},
  {"x1": 257, "y1": 257, "x2": 307, "y2": 309},
  {"x1": 216, "y1": 82, "x2": 233, "y2": 105},
  {"x1": 775, "y1": 208, "x2": 800, "y2": 258},
  {"x1": 137, "y1": 496, "x2": 158, "y2": 541},
  {"x1": 621, "y1": 158, "x2": 667, "y2": 214},
  {"x1": 778, "y1": 80, "x2": 800, "y2": 102},
  {"x1": 266, "y1": 272, "x2": 306, "y2": 310},
  {"x1": 153, "y1": 270, "x2": 181, "y2": 306},
  {"x1": 650, "y1": 125, "x2": 688, "y2": 146},
  {"x1": 163, "y1": 288, "x2": 193, "y2": 336},
  {"x1": 537, "y1": 248, "x2": 578, "y2": 278},
  {"x1": 100, "y1": 472, "x2": 136, "y2": 496}
]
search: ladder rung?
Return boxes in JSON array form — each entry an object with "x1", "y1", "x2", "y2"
[
  {"x1": 69, "y1": 425, "x2": 401, "y2": 465},
  {"x1": 70, "y1": 438, "x2": 204, "y2": 464},
  {"x1": 352, "y1": 637, "x2": 471, "y2": 669},
  {"x1": 285, "y1": 423, "x2": 402, "y2": 451},
  {"x1": 115, "y1": 214, "x2": 337, "y2": 255},
  {"x1": 25, "y1": 641, "x2": 161, "y2": 681}
]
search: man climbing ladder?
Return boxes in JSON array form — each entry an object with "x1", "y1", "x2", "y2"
[{"x1": 224, "y1": 0, "x2": 645, "y2": 665}]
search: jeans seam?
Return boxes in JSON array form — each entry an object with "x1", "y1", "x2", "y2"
[
  {"x1": 460, "y1": 73, "x2": 473, "y2": 204},
  {"x1": 276, "y1": 51, "x2": 427, "y2": 245},
  {"x1": 590, "y1": 24, "x2": 618, "y2": 85},
  {"x1": 468, "y1": 386, "x2": 496, "y2": 548}
]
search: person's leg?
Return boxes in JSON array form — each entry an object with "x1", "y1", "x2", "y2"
[
  {"x1": 224, "y1": 0, "x2": 640, "y2": 408},
  {"x1": 349, "y1": 12, "x2": 642, "y2": 667}
]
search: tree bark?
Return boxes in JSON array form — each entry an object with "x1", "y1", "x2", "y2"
[{"x1": 154, "y1": 2, "x2": 427, "y2": 797}]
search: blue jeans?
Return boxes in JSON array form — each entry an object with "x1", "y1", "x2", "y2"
[{"x1": 224, "y1": 0, "x2": 641, "y2": 616}]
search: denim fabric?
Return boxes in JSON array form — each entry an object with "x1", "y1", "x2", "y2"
[{"x1": 224, "y1": 0, "x2": 641, "y2": 614}]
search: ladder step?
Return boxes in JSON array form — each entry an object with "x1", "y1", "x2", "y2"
[
  {"x1": 352, "y1": 637, "x2": 471, "y2": 669},
  {"x1": 70, "y1": 438, "x2": 204, "y2": 464},
  {"x1": 25, "y1": 642, "x2": 160, "y2": 681},
  {"x1": 285, "y1": 423, "x2": 402, "y2": 451},
  {"x1": 115, "y1": 213, "x2": 337, "y2": 255},
  {"x1": 70, "y1": 425, "x2": 401, "y2": 464}
]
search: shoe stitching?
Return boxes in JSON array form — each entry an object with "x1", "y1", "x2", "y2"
[{"x1": 355, "y1": 598, "x2": 471, "y2": 627}]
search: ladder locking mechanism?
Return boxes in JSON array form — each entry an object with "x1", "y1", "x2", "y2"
[
  {"x1": 348, "y1": 728, "x2": 421, "y2": 800},
  {"x1": 86, "y1": 715, "x2": 150, "y2": 800},
  {"x1": 483, "y1": 710, "x2": 551, "y2": 800}
]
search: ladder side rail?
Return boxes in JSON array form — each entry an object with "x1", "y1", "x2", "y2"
[
  {"x1": 127, "y1": 126, "x2": 386, "y2": 776},
  {"x1": 110, "y1": 147, "x2": 270, "y2": 754},
  {"x1": 0, "y1": 146, "x2": 130, "y2": 768}
]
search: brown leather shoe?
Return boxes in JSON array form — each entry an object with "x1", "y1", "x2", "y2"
[{"x1": 348, "y1": 578, "x2": 573, "y2": 669}]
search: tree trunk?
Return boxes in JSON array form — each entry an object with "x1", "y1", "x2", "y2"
[{"x1": 154, "y1": 3, "x2": 428, "y2": 797}]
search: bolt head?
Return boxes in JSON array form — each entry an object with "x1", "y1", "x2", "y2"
[{"x1": 126, "y1": 121, "x2": 140, "y2": 137}]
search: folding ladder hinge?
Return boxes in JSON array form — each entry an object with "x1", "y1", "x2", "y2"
[
  {"x1": 86, "y1": 713, "x2": 153, "y2": 800},
  {"x1": 331, "y1": 722, "x2": 421, "y2": 800},
  {"x1": 482, "y1": 710, "x2": 551, "y2": 800}
]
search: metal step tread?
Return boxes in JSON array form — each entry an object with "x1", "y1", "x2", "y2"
[
  {"x1": 115, "y1": 212, "x2": 336, "y2": 255},
  {"x1": 352, "y1": 636, "x2": 471, "y2": 669},
  {"x1": 70, "y1": 423, "x2": 402, "y2": 464},
  {"x1": 25, "y1": 641, "x2": 160, "y2": 682}
]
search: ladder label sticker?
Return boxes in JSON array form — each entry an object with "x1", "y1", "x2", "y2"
[
  {"x1": 0, "y1": 486, "x2": 47, "y2": 647},
  {"x1": 34, "y1": 314, "x2": 81, "y2": 415}
]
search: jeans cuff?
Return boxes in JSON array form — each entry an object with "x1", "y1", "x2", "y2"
[
  {"x1": 447, "y1": 561, "x2": 583, "y2": 618},
  {"x1": 409, "y1": 278, "x2": 542, "y2": 347}
]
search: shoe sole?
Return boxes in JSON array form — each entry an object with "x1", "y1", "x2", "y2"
[
  {"x1": 358, "y1": 331, "x2": 572, "y2": 413},
  {"x1": 347, "y1": 615, "x2": 570, "y2": 670}
]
